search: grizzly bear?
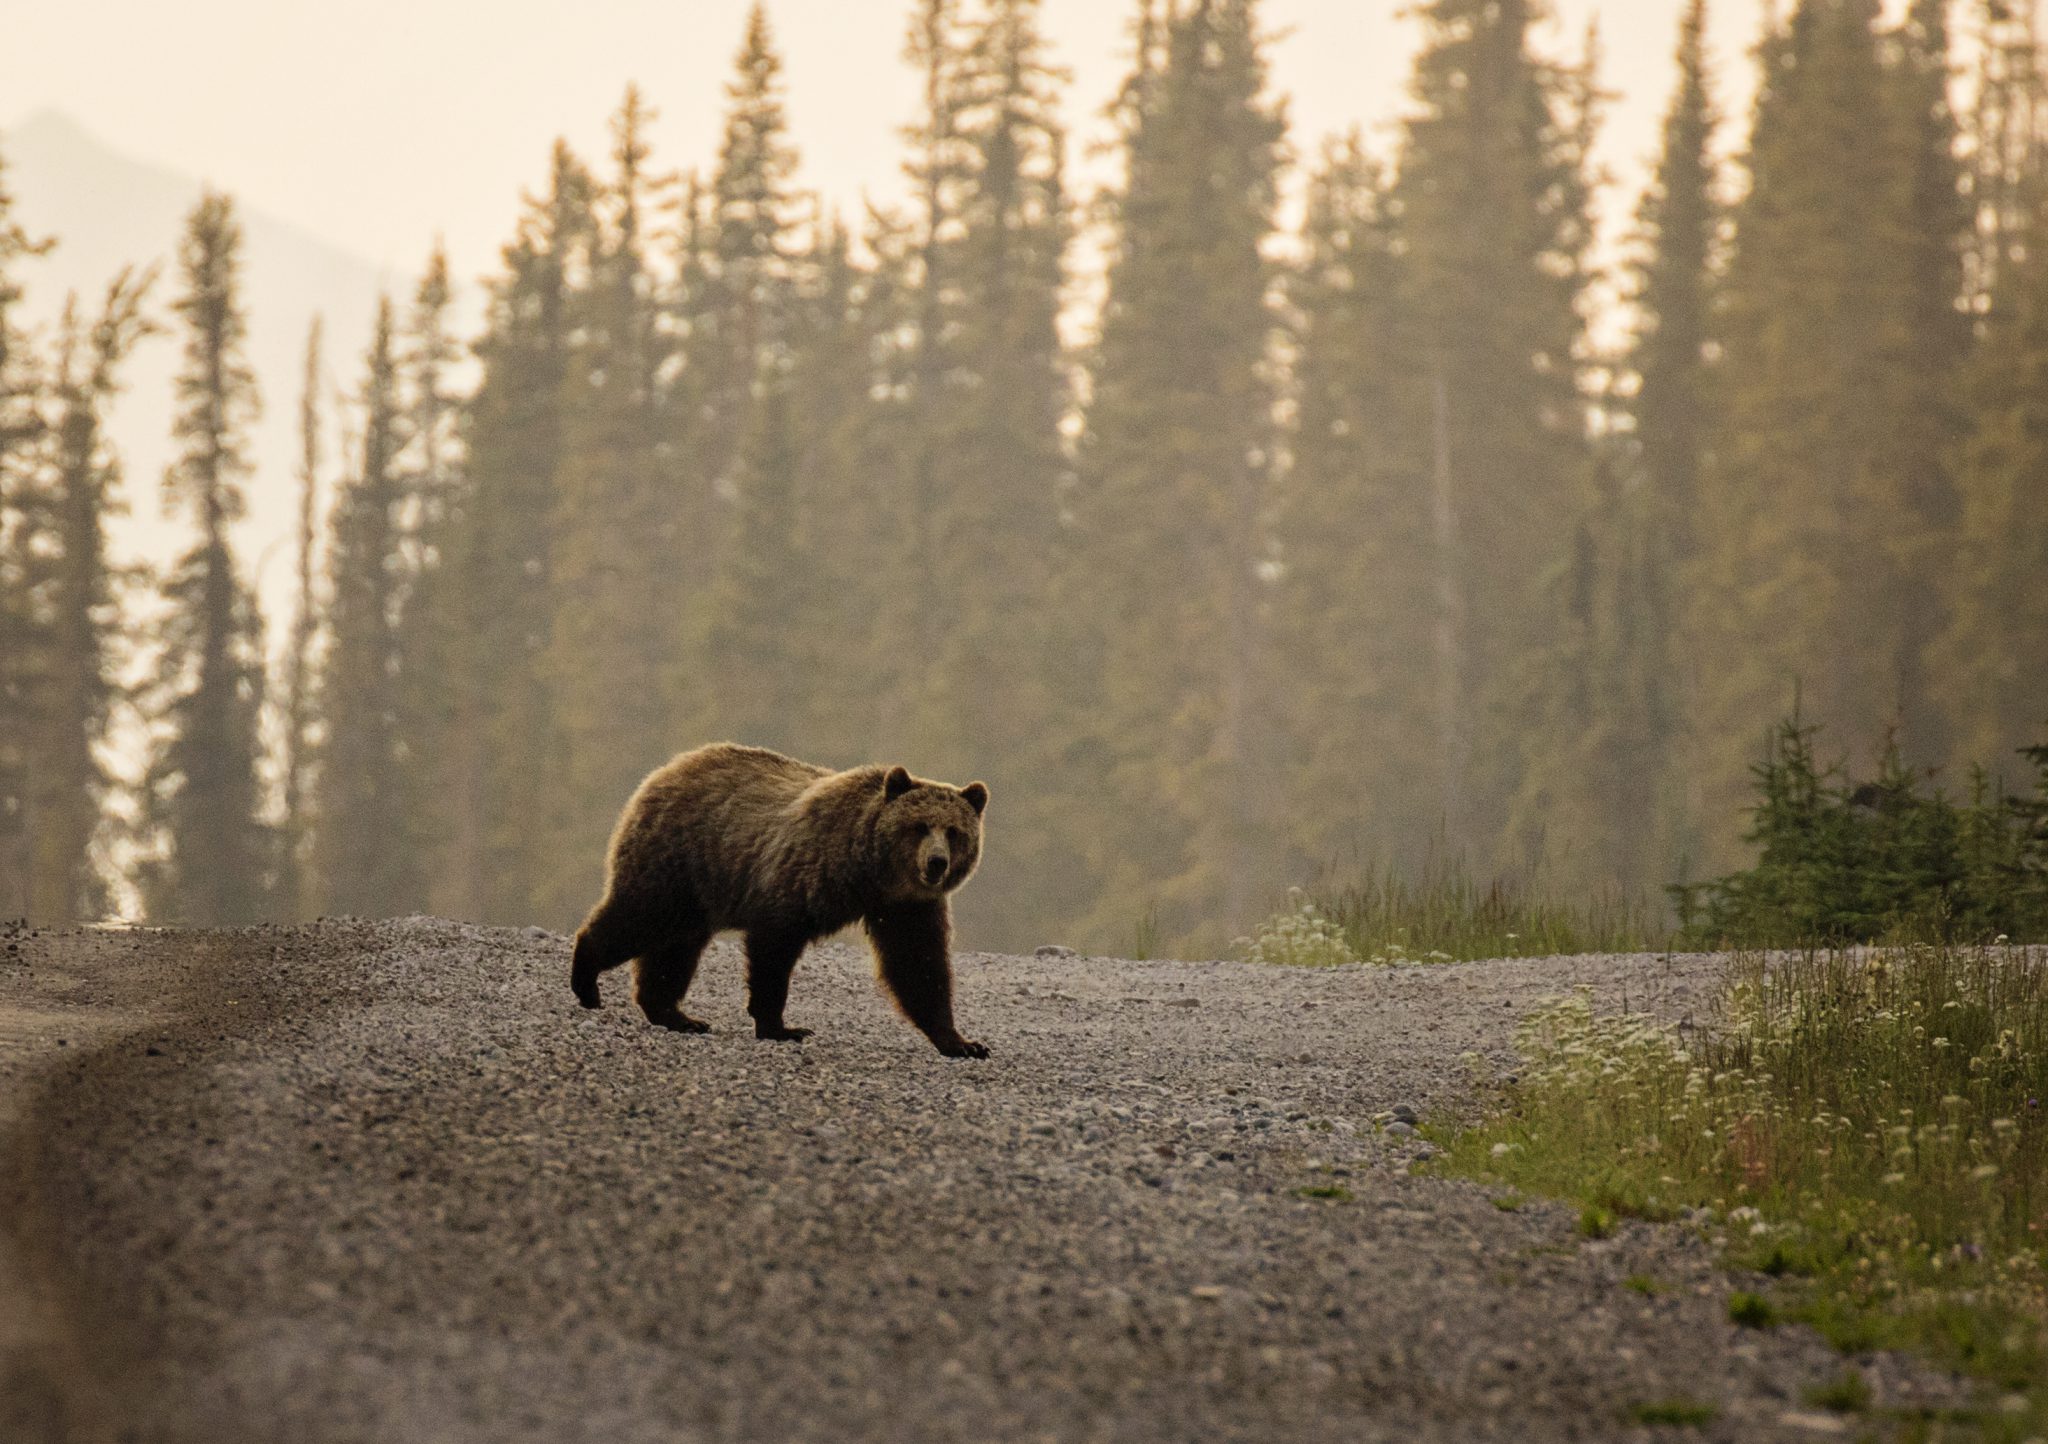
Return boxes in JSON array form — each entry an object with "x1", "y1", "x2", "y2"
[{"x1": 570, "y1": 743, "x2": 992, "y2": 1058}]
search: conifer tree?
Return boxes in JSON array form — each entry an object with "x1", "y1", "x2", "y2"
[
  {"x1": 138, "y1": 192, "x2": 271, "y2": 924},
  {"x1": 892, "y1": 0, "x2": 975, "y2": 696},
  {"x1": 779, "y1": 211, "x2": 893, "y2": 763},
  {"x1": 1077, "y1": 0, "x2": 1285, "y2": 948},
  {"x1": 31, "y1": 272, "x2": 153, "y2": 919},
  {"x1": 0, "y1": 147, "x2": 50, "y2": 917},
  {"x1": 1937, "y1": 191, "x2": 2048, "y2": 772},
  {"x1": 1697, "y1": 0, "x2": 1963, "y2": 861},
  {"x1": 1889, "y1": 0, "x2": 1973, "y2": 760},
  {"x1": 704, "y1": 367, "x2": 811, "y2": 752},
  {"x1": 1390, "y1": 0, "x2": 1596, "y2": 856},
  {"x1": 1963, "y1": 0, "x2": 2044, "y2": 304},
  {"x1": 277, "y1": 316, "x2": 321, "y2": 921},
  {"x1": 691, "y1": 3, "x2": 802, "y2": 533},
  {"x1": 1274, "y1": 135, "x2": 1439, "y2": 876},
  {"x1": 451, "y1": 141, "x2": 594, "y2": 922},
  {"x1": 537, "y1": 90, "x2": 679, "y2": 925},
  {"x1": 1613, "y1": 0, "x2": 1722, "y2": 878},
  {"x1": 394, "y1": 245, "x2": 467, "y2": 911},
  {"x1": 949, "y1": 0, "x2": 1075, "y2": 945},
  {"x1": 314, "y1": 297, "x2": 412, "y2": 916},
  {"x1": 1633, "y1": 0, "x2": 1718, "y2": 579}
]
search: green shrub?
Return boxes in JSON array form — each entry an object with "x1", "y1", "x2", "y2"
[{"x1": 1671, "y1": 716, "x2": 2048, "y2": 946}]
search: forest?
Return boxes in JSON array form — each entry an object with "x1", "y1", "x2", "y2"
[{"x1": 0, "y1": 0, "x2": 2044, "y2": 955}]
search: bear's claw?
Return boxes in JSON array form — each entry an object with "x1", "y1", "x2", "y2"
[{"x1": 936, "y1": 1036, "x2": 990, "y2": 1059}]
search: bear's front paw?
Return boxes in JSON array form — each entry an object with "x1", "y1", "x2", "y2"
[
  {"x1": 936, "y1": 1035, "x2": 990, "y2": 1059},
  {"x1": 755, "y1": 1024, "x2": 813, "y2": 1042},
  {"x1": 571, "y1": 971, "x2": 601, "y2": 1009},
  {"x1": 648, "y1": 1011, "x2": 712, "y2": 1034}
]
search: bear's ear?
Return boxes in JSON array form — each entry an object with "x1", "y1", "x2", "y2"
[
  {"x1": 961, "y1": 781, "x2": 989, "y2": 815},
  {"x1": 883, "y1": 766, "x2": 916, "y2": 801}
]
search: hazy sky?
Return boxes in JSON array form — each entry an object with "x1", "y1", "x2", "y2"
[{"x1": 0, "y1": 0, "x2": 1830, "y2": 287}]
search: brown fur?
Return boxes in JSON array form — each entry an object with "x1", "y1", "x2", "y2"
[{"x1": 570, "y1": 743, "x2": 992, "y2": 1058}]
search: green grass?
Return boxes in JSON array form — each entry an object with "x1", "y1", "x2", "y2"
[
  {"x1": 1727, "y1": 1291, "x2": 1776, "y2": 1328},
  {"x1": 1627, "y1": 1397, "x2": 1719, "y2": 1427},
  {"x1": 1803, "y1": 1369, "x2": 1871, "y2": 1414},
  {"x1": 1624, "y1": 1273, "x2": 1676, "y2": 1296},
  {"x1": 1438, "y1": 940, "x2": 2048, "y2": 1432},
  {"x1": 1130, "y1": 904, "x2": 1162, "y2": 962},
  {"x1": 1309, "y1": 855, "x2": 1665, "y2": 965},
  {"x1": 1296, "y1": 1183, "x2": 1353, "y2": 1202}
]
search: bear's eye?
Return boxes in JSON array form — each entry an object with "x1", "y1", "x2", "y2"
[{"x1": 947, "y1": 827, "x2": 967, "y2": 850}]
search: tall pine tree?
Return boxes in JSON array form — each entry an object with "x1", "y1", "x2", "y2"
[
  {"x1": 277, "y1": 316, "x2": 322, "y2": 921},
  {"x1": 1391, "y1": 0, "x2": 1596, "y2": 860},
  {"x1": 31, "y1": 272, "x2": 153, "y2": 919},
  {"x1": 315, "y1": 297, "x2": 413, "y2": 916},
  {"x1": 0, "y1": 146, "x2": 50, "y2": 917},
  {"x1": 139, "y1": 192, "x2": 271, "y2": 924},
  {"x1": 1697, "y1": 0, "x2": 1968, "y2": 863},
  {"x1": 689, "y1": 2, "x2": 802, "y2": 553},
  {"x1": 395, "y1": 245, "x2": 468, "y2": 914},
  {"x1": 1274, "y1": 135, "x2": 1439, "y2": 878},
  {"x1": 1937, "y1": 181, "x2": 2048, "y2": 772},
  {"x1": 448, "y1": 142, "x2": 594, "y2": 923},
  {"x1": 537, "y1": 90, "x2": 681, "y2": 926},
  {"x1": 1076, "y1": 0, "x2": 1285, "y2": 949}
]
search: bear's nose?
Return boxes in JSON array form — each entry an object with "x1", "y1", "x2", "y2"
[{"x1": 924, "y1": 856, "x2": 948, "y2": 883}]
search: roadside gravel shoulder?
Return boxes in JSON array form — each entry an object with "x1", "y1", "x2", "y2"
[{"x1": 2, "y1": 919, "x2": 1976, "y2": 1442}]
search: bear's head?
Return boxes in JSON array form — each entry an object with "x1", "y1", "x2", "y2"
[{"x1": 878, "y1": 766, "x2": 989, "y2": 900}]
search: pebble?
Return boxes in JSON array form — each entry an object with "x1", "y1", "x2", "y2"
[{"x1": 1034, "y1": 945, "x2": 1078, "y2": 960}]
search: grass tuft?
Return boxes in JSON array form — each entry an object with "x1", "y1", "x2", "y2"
[
  {"x1": 1296, "y1": 1183, "x2": 1353, "y2": 1202},
  {"x1": 1802, "y1": 1369, "x2": 1871, "y2": 1413},
  {"x1": 1727, "y1": 1291, "x2": 1776, "y2": 1328},
  {"x1": 1308, "y1": 854, "x2": 1664, "y2": 965},
  {"x1": 1627, "y1": 1397, "x2": 1719, "y2": 1427}
]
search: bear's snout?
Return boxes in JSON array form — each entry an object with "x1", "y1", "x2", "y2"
[{"x1": 922, "y1": 852, "x2": 949, "y2": 885}]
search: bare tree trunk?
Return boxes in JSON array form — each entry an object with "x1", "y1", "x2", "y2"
[{"x1": 1430, "y1": 363, "x2": 1468, "y2": 846}]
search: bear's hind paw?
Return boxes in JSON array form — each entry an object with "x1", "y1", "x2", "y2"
[{"x1": 754, "y1": 1024, "x2": 813, "y2": 1042}]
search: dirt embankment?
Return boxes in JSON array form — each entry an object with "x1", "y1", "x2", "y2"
[{"x1": 0, "y1": 919, "x2": 1972, "y2": 1442}]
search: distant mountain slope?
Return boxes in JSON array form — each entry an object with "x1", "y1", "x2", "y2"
[{"x1": 4, "y1": 108, "x2": 401, "y2": 636}]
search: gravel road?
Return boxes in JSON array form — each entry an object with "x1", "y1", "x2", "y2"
[{"x1": 0, "y1": 917, "x2": 1974, "y2": 1442}]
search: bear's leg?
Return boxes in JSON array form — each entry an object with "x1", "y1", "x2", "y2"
[
  {"x1": 866, "y1": 901, "x2": 989, "y2": 1059},
  {"x1": 745, "y1": 931, "x2": 811, "y2": 1042},
  {"x1": 571, "y1": 897, "x2": 645, "y2": 1009},
  {"x1": 634, "y1": 927, "x2": 713, "y2": 1034}
]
